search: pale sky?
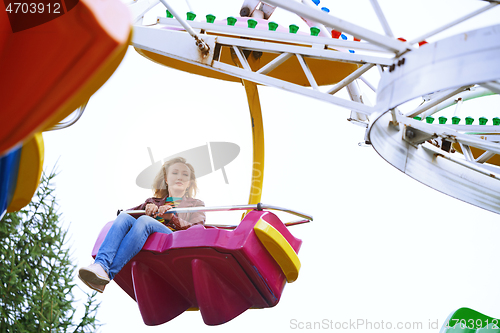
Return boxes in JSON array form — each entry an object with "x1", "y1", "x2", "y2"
[{"x1": 41, "y1": 1, "x2": 500, "y2": 332}]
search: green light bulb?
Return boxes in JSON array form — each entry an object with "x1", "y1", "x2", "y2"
[
  {"x1": 289, "y1": 24, "x2": 299, "y2": 34},
  {"x1": 310, "y1": 26, "x2": 320, "y2": 36},
  {"x1": 227, "y1": 16, "x2": 237, "y2": 26},
  {"x1": 248, "y1": 19, "x2": 257, "y2": 29},
  {"x1": 206, "y1": 14, "x2": 215, "y2": 23},
  {"x1": 268, "y1": 22, "x2": 278, "y2": 31}
]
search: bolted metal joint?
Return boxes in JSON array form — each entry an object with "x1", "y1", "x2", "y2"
[
  {"x1": 240, "y1": 7, "x2": 251, "y2": 17},
  {"x1": 403, "y1": 125, "x2": 436, "y2": 146},
  {"x1": 406, "y1": 127, "x2": 416, "y2": 139},
  {"x1": 195, "y1": 38, "x2": 210, "y2": 54}
]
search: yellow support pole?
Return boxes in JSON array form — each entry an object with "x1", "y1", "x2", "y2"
[{"x1": 243, "y1": 80, "x2": 265, "y2": 206}]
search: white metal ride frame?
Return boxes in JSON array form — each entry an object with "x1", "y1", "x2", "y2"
[{"x1": 129, "y1": 0, "x2": 500, "y2": 214}]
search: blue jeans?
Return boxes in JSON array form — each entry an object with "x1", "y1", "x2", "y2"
[{"x1": 94, "y1": 212, "x2": 172, "y2": 280}]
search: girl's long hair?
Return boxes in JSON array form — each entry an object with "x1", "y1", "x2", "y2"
[{"x1": 152, "y1": 157, "x2": 198, "y2": 198}]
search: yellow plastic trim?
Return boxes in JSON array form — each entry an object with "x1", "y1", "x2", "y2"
[
  {"x1": 136, "y1": 45, "x2": 360, "y2": 86},
  {"x1": 7, "y1": 133, "x2": 44, "y2": 212},
  {"x1": 253, "y1": 218, "x2": 301, "y2": 283}
]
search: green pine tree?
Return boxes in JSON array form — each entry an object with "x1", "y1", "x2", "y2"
[{"x1": 0, "y1": 171, "x2": 101, "y2": 332}]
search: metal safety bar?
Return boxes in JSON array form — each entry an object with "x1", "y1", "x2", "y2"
[
  {"x1": 126, "y1": 203, "x2": 313, "y2": 223},
  {"x1": 205, "y1": 219, "x2": 310, "y2": 230}
]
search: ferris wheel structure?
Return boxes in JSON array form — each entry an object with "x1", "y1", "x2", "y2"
[{"x1": 128, "y1": 0, "x2": 500, "y2": 214}]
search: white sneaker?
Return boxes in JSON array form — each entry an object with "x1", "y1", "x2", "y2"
[
  {"x1": 79, "y1": 274, "x2": 106, "y2": 293},
  {"x1": 78, "y1": 263, "x2": 110, "y2": 285}
]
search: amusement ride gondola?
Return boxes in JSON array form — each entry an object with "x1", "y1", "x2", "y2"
[{"x1": 1, "y1": 0, "x2": 500, "y2": 329}]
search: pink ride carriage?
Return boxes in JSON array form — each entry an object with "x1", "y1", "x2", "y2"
[{"x1": 91, "y1": 203, "x2": 311, "y2": 325}]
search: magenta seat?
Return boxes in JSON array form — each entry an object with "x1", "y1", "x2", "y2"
[{"x1": 91, "y1": 210, "x2": 302, "y2": 325}]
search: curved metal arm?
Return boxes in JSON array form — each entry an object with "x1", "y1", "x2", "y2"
[
  {"x1": 46, "y1": 99, "x2": 89, "y2": 131},
  {"x1": 126, "y1": 203, "x2": 313, "y2": 222}
]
